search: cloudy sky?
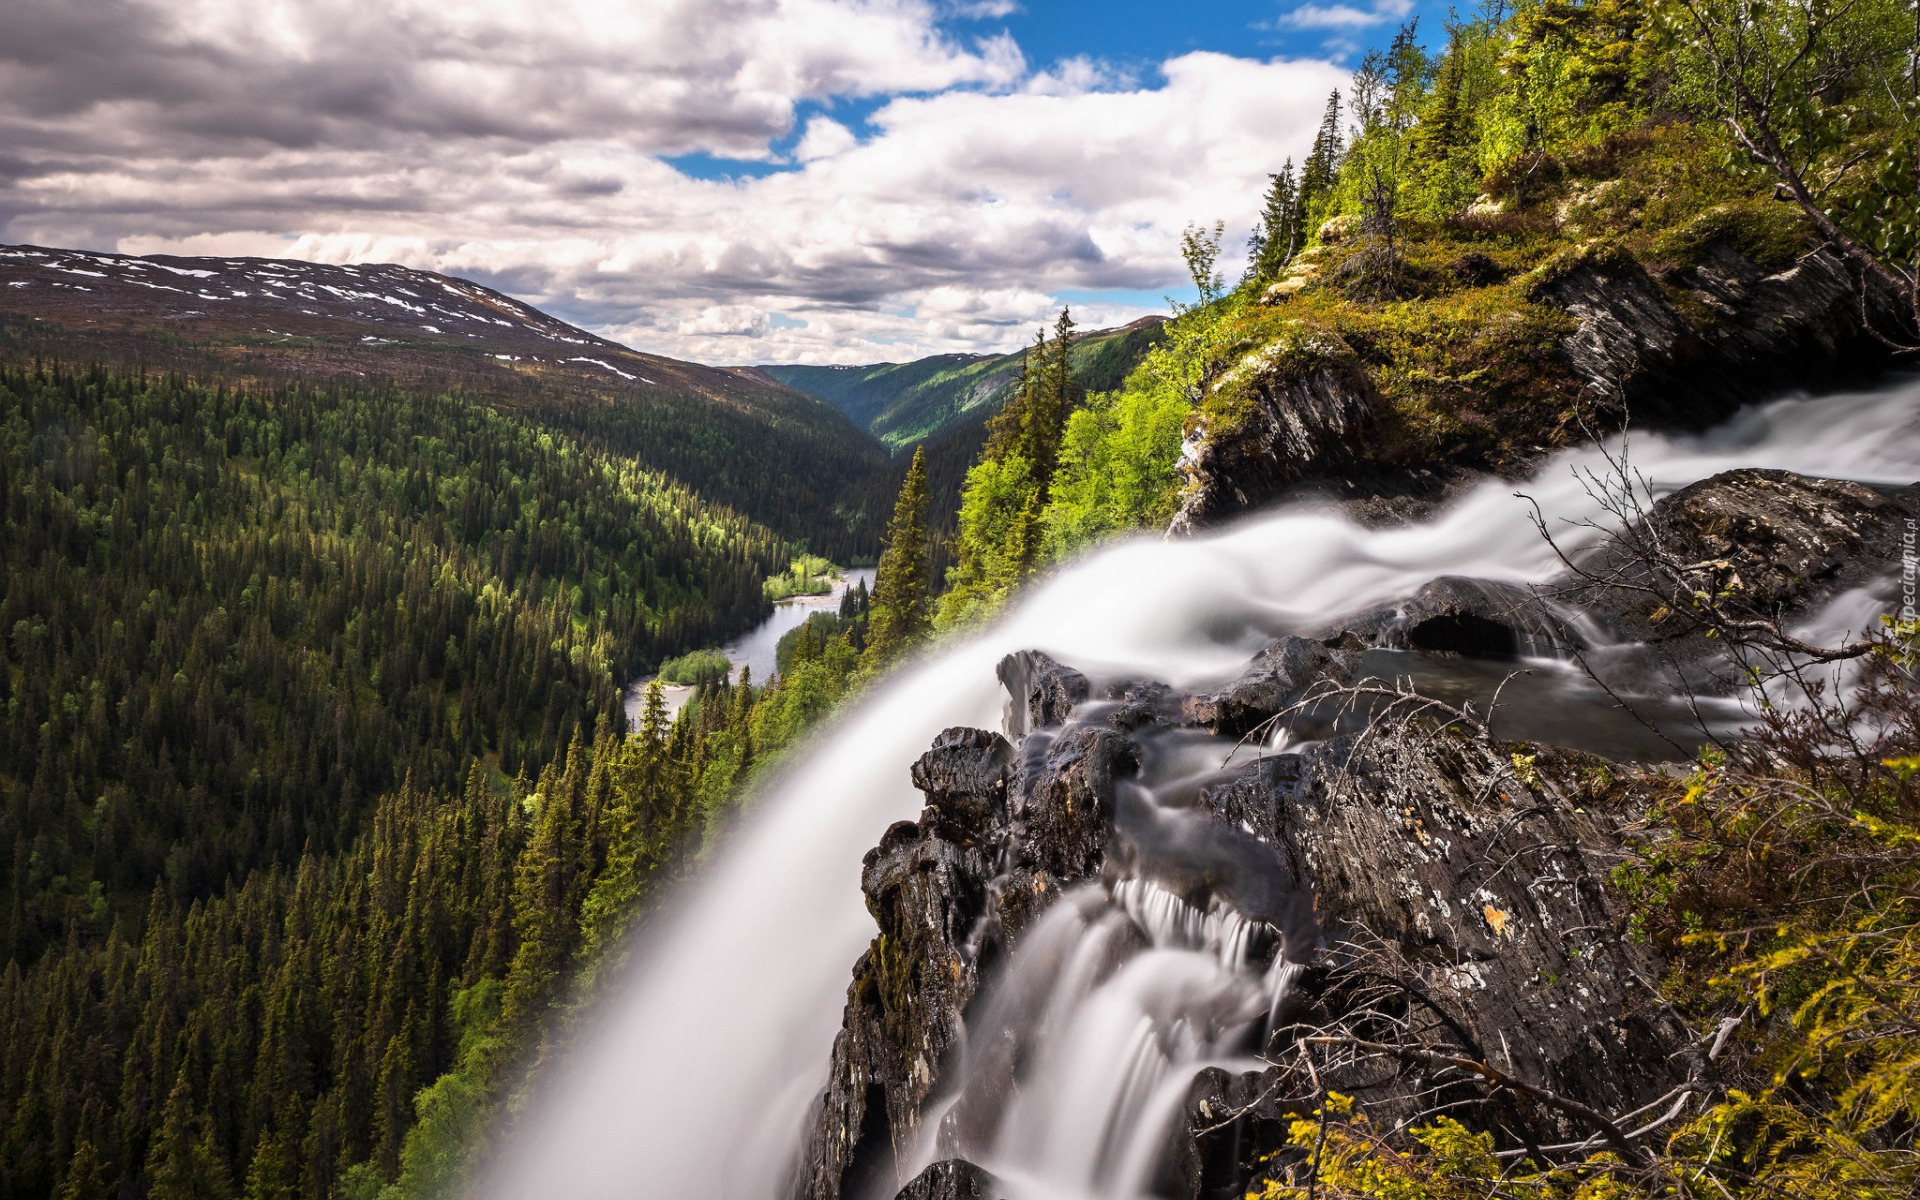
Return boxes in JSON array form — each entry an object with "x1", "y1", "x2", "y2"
[{"x1": 0, "y1": 0, "x2": 1432, "y2": 364}]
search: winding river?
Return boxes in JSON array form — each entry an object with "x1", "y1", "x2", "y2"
[{"x1": 622, "y1": 567, "x2": 876, "y2": 723}]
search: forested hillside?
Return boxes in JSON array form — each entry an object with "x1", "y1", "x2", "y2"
[
  {"x1": 0, "y1": 342, "x2": 900, "y2": 1200},
  {"x1": 0, "y1": 362, "x2": 788, "y2": 959},
  {"x1": 760, "y1": 316, "x2": 1162, "y2": 452},
  {"x1": 0, "y1": 251, "x2": 891, "y2": 562}
]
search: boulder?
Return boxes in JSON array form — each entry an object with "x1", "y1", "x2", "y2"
[
  {"x1": 1012, "y1": 722, "x2": 1133, "y2": 882},
  {"x1": 1184, "y1": 635, "x2": 1354, "y2": 736},
  {"x1": 893, "y1": 1159, "x2": 1003, "y2": 1200},
  {"x1": 1568, "y1": 468, "x2": 1913, "y2": 660},
  {"x1": 1329, "y1": 576, "x2": 1582, "y2": 659},
  {"x1": 996, "y1": 650, "x2": 1089, "y2": 738},
  {"x1": 910, "y1": 727, "x2": 1013, "y2": 847}
]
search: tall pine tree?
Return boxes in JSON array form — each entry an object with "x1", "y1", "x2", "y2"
[
  {"x1": 1247, "y1": 160, "x2": 1302, "y2": 285},
  {"x1": 862, "y1": 447, "x2": 932, "y2": 668},
  {"x1": 1298, "y1": 91, "x2": 1345, "y2": 236}
]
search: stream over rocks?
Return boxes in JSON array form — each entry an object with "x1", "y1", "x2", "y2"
[{"x1": 479, "y1": 376, "x2": 1920, "y2": 1200}]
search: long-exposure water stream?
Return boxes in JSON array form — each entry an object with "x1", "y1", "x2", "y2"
[{"x1": 480, "y1": 377, "x2": 1920, "y2": 1200}]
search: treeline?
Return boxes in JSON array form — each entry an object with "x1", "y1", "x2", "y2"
[
  {"x1": 0, "y1": 318, "x2": 889, "y2": 564},
  {"x1": 0, "y1": 363, "x2": 787, "y2": 968}
]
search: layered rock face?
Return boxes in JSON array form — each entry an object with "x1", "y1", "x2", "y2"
[
  {"x1": 1535, "y1": 245, "x2": 1903, "y2": 431},
  {"x1": 1172, "y1": 242, "x2": 1904, "y2": 532},
  {"x1": 793, "y1": 468, "x2": 1910, "y2": 1200}
]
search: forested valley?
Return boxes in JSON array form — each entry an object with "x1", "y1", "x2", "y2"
[{"x1": 0, "y1": 353, "x2": 886, "y2": 1200}]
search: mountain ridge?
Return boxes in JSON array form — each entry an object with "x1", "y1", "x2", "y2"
[
  {"x1": 0, "y1": 242, "x2": 892, "y2": 558},
  {"x1": 756, "y1": 314, "x2": 1165, "y2": 453}
]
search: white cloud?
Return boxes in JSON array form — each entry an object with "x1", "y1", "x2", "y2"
[
  {"x1": 1, "y1": 0, "x2": 1350, "y2": 365},
  {"x1": 1279, "y1": 0, "x2": 1415, "y2": 30},
  {"x1": 793, "y1": 116, "x2": 859, "y2": 162},
  {"x1": 943, "y1": 1, "x2": 1021, "y2": 17}
]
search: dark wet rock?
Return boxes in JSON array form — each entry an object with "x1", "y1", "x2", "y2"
[
  {"x1": 1567, "y1": 468, "x2": 1913, "y2": 669},
  {"x1": 911, "y1": 728, "x2": 1013, "y2": 847},
  {"x1": 1535, "y1": 243, "x2": 1901, "y2": 431},
  {"x1": 1111, "y1": 781, "x2": 1321, "y2": 965},
  {"x1": 1104, "y1": 678, "x2": 1187, "y2": 731},
  {"x1": 803, "y1": 643, "x2": 1693, "y2": 1200},
  {"x1": 1169, "y1": 360, "x2": 1381, "y2": 534},
  {"x1": 794, "y1": 796, "x2": 998, "y2": 1200},
  {"x1": 1184, "y1": 635, "x2": 1356, "y2": 736},
  {"x1": 996, "y1": 650, "x2": 1089, "y2": 738},
  {"x1": 1175, "y1": 1067, "x2": 1297, "y2": 1200},
  {"x1": 1204, "y1": 729, "x2": 1690, "y2": 1139},
  {"x1": 1329, "y1": 576, "x2": 1582, "y2": 659},
  {"x1": 894, "y1": 1159, "x2": 1004, "y2": 1200},
  {"x1": 1013, "y1": 723, "x2": 1134, "y2": 882}
]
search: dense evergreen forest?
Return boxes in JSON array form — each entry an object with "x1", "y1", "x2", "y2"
[
  {"x1": 0, "y1": 359, "x2": 813, "y2": 1199},
  {"x1": 0, "y1": 317, "x2": 889, "y2": 565},
  {"x1": 0, "y1": 349, "x2": 900, "y2": 1200}
]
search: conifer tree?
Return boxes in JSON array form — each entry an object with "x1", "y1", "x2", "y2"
[
  {"x1": 58, "y1": 1140, "x2": 109, "y2": 1200},
  {"x1": 1247, "y1": 160, "x2": 1302, "y2": 285},
  {"x1": 146, "y1": 1070, "x2": 236, "y2": 1200},
  {"x1": 1029, "y1": 306, "x2": 1077, "y2": 496},
  {"x1": 1298, "y1": 91, "x2": 1345, "y2": 234},
  {"x1": 982, "y1": 329, "x2": 1046, "y2": 463},
  {"x1": 863, "y1": 447, "x2": 932, "y2": 667}
]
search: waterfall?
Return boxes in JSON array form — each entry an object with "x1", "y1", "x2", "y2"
[{"x1": 477, "y1": 376, "x2": 1920, "y2": 1200}]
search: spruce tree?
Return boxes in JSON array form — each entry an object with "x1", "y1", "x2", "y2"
[
  {"x1": 863, "y1": 447, "x2": 932, "y2": 668},
  {"x1": 1031, "y1": 306, "x2": 1076, "y2": 495},
  {"x1": 145, "y1": 1070, "x2": 235, "y2": 1200},
  {"x1": 1298, "y1": 91, "x2": 1345, "y2": 235},
  {"x1": 1248, "y1": 161, "x2": 1302, "y2": 285},
  {"x1": 982, "y1": 329, "x2": 1045, "y2": 464}
]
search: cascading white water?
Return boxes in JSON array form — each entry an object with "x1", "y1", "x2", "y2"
[{"x1": 477, "y1": 377, "x2": 1920, "y2": 1200}]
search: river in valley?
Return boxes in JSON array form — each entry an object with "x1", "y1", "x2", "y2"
[
  {"x1": 622, "y1": 567, "x2": 876, "y2": 724},
  {"x1": 486, "y1": 377, "x2": 1920, "y2": 1200}
]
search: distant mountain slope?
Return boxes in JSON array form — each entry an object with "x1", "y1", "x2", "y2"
[
  {"x1": 760, "y1": 315, "x2": 1164, "y2": 452},
  {"x1": 0, "y1": 244, "x2": 889, "y2": 558}
]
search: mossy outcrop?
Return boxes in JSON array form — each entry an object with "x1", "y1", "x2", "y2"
[{"x1": 1171, "y1": 131, "x2": 1908, "y2": 532}]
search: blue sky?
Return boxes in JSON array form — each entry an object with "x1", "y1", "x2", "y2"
[{"x1": 670, "y1": 1, "x2": 1441, "y2": 184}]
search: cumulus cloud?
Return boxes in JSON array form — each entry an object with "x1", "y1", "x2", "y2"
[
  {"x1": 1278, "y1": 0, "x2": 1415, "y2": 30},
  {"x1": 0, "y1": 0, "x2": 1349, "y2": 363}
]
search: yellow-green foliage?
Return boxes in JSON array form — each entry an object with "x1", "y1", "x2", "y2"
[
  {"x1": 1042, "y1": 385, "x2": 1189, "y2": 556},
  {"x1": 658, "y1": 647, "x2": 731, "y2": 686},
  {"x1": 765, "y1": 554, "x2": 835, "y2": 600},
  {"x1": 938, "y1": 453, "x2": 1039, "y2": 629},
  {"x1": 1648, "y1": 199, "x2": 1815, "y2": 272}
]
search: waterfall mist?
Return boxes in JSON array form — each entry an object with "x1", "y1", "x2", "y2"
[{"x1": 477, "y1": 377, "x2": 1920, "y2": 1200}]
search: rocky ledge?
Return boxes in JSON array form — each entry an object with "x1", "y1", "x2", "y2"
[{"x1": 1171, "y1": 241, "x2": 1907, "y2": 532}]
